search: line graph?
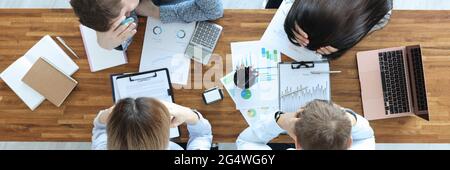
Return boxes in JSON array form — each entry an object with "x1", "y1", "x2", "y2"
[{"x1": 280, "y1": 83, "x2": 329, "y2": 113}]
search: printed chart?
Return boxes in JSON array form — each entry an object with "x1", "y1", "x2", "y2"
[
  {"x1": 240, "y1": 107, "x2": 278, "y2": 127},
  {"x1": 280, "y1": 84, "x2": 329, "y2": 113},
  {"x1": 221, "y1": 70, "x2": 278, "y2": 110},
  {"x1": 278, "y1": 62, "x2": 331, "y2": 113}
]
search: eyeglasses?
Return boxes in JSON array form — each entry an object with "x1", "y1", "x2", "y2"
[{"x1": 291, "y1": 61, "x2": 315, "y2": 69}]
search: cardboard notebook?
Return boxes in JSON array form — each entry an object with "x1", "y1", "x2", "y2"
[{"x1": 22, "y1": 57, "x2": 78, "y2": 107}]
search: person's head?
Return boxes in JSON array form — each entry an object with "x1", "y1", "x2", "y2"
[
  {"x1": 294, "y1": 100, "x2": 352, "y2": 150},
  {"x1": 284, "y1": 0, "x2": 390, "y2": 59},
  {"x1": 107, "y1": 97, "x2": 171, "y2": 150},
  {"x1": 70, "y1": 0, "x2": 140, "y2": 32}
]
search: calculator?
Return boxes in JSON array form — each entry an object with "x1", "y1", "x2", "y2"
[{"x1": 185, "y1": 21, "x2": 223, "y2": 65}]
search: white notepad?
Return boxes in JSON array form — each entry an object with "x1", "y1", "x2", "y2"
[
  {"x1": 80, "y1": 25, "x2": 128, "y2": 72},
  {"x1": 0, "y1": 35, "x2": 79, "y2": 110}
]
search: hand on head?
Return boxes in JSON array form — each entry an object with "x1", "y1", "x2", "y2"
[
  {"x1": 97, "y1": 16, "x2": 137, "y2": 50},
  {"x1": 160, "y1": 101, "x2": 200, "y2": 128},
  {"x1": 277, "y1": 111, "x2": 301, "y2": 140},
  {"x1": 293, "y1": 24, "x2": 339, "y2": 55}
]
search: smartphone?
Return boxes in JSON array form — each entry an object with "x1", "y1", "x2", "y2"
[
  {"x1": 202, "y1": 87, "x2": 224, "y2": 105},
  {"x1": 121, "y1": 17, "x2": 135, "y2": 26}
]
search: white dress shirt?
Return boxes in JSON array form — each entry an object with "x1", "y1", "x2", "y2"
[
  {"x1": 236, "y1": 109, "x2": 376, "y2": 150},
  {"x1": 91, "y1": 109, "x2": 213, "y2": 150}
]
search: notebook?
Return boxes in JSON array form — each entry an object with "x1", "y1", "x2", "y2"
[
  {"x1": 0, "y1": 35, "x2": 79, "y2": 110},
  {"x1": 22, "y1": 57, "x2": 78, "y2": 107},
  {"x1": 80, "y1": 25, "x2": 128, "y2": 72}
]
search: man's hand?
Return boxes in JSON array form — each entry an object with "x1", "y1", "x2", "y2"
[
  {"x1": 136, "y1": 0, "x2": 160, "y2": 19},
  {"x1": 97, "y1": 16, "x2": 137, "y2": 50},
  {"x1": 160, "y1": 101, "x2": 200, "y2": 128},
  {"x1": 277, "y1": 111, "x2": 300, "y2": 139}
]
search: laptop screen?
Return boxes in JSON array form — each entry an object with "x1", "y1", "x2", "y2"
[{"x1": 406, "y1": 45, "x2": 429, "y2": 120}]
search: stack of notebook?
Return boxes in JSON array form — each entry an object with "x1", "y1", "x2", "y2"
[{"x1": 0, "y1": 35, "x2": 79, "y2": 110}]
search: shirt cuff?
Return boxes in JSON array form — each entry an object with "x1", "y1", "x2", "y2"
[
  {"x1": 93, "y1": 110, "x2": 107, "y2": 129},
  {"x1": 261, "y1": 114, "x2": 286, "y2": 137},
  {"x1": 187, "y1": 112, "x2": 212, "y2": 136}
]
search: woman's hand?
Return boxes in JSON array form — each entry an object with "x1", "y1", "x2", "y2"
[
  {"x1": 99, "y1": 106, "x2": 115, "y2": 124},
  {"x1": 160, "y1": 101, "x2": 200, "y2": 128},
  {"x1": 316, "y1": 46, "x2": 339, "y2": 55},
  {"x1": 293, "y1": 24, "x2": 339, "y2": 55},
  {"x1": 293, "y1": 24, "x2": 310, "y2": 47},
  {"x1": 96, "y1": 16, "x2": 137, "y2": 50}
]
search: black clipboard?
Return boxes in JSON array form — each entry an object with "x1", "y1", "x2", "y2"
[
  {"x1": 277, "y1": 61, "x2": 331, "y2": 112},
  {"x1": 110, "y1": 68, "x2": 174, "y2": 103}
]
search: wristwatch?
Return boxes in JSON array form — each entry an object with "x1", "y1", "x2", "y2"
[{"x1": 274, "y1": 111, "x2": 284, "y2": 123}]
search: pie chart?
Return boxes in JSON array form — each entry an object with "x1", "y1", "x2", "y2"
[{"x1": 241, "y1": 89, "x2": 252, "y2": 100}]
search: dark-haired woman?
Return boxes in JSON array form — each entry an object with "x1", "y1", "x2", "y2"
[{"x1": 283, "y1": 0, "x2": 393, "y2": 59}]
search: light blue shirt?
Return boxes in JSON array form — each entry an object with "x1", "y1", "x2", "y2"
[
  {"x1": 236, "y1": 109, "x2": 376, "y2": 150},
  {"x1": 159, "y1": 0, "x2": 224, "y2": 23},
  {"x1": 92, "y1": 109, "x2": 213, "y2": 150}
]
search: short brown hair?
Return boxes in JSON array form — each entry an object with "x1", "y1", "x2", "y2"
[
  {"x1": 107, "y1": 98, "x2": 171, "y2": 150},
  {"x1": 70, "y1": 0, "x2": 123, "y2": 32},
  {"x1": 294, "y1": 100, "x2": 352, "y2": 150}
]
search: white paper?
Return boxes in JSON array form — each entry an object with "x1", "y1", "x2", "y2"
[
  {"x1": 261, "y1": 0, "x2": 324, "y2": 62},
  {"x1": 279, "y1": 62, "x2": 331, "y2": 113},
  {"x1": 240, "y1": 107, "x2": 278, "y2": 127},
  {"x1": 114, "y1": 70, "x2": 179, "y2": 138},
  {"x1": 80, "y1": 25, "x2": 128, "y2": 72},
  {"x1": 231, "y1": 41, "x2": 281, "y2": 70},
  {"x1": 221, "y1": 70, "x2": 279, "y2": 110},
  {"x1": 0, "y1": 35, "x2": 79, "y2": 110},
  {"x1": 139, "y1": 17, "x2": 194, "y2": 85},
  {"x1": 221, "y1": 41, "x2": 280, "y2": 110}
]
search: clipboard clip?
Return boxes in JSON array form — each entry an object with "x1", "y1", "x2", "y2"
[
  {"x1": 129, "y1": 72, "x2": 157, "y2": 82},
  {"x1": 291, "y1": 61, "x2": 315, "y2": 69}
]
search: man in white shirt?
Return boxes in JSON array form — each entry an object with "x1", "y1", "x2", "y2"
[
  {"x1": 236, "y1": 100, "x2": 375, "y2": 150},
  {"x1": 92, "y1": 97, "x2": 212, "y2": 150}
]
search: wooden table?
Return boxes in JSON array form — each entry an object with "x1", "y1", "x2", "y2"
[{"x1": 0, "y1": 10, "x2": 449, "y2": 143}]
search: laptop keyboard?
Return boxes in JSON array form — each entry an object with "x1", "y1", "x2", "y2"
[
  {"x1": 379, "y1": 50, "x2": 410, "y2": 115},
  {"x1": 410, "y1": 47, "x2": 428, "y2": 111}
]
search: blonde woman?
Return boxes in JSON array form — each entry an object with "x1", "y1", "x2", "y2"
[{"x1": 92, "y1": 97, "x2": 212, "y2": 150}]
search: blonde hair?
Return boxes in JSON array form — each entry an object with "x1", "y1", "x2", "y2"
[
  {"x1": 295, "y1": 100, "x2": 352, "y2": 150},
  {"x1": 107, "y1": 98, "x2": 171, "y2": 150}
]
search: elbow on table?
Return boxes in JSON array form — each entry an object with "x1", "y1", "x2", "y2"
[
  {"x1": 205, "y1": 1, "x2": 224, "y2": 21},
  {"x1": 209, "y1": 8, "x2": 224, "y2": 20}
]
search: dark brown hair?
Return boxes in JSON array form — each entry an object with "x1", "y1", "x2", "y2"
[
  {"x1": 285, "y1": 0, "x2": 390, "y2": 59},
  {"x1": 70, "y1": 0, "x2": 123, "y2": 32},
  {"x1": 294, "y1": 100, "x2": 352, "y2": 150},
  {"x1": 107, "y1": 98, "x2": 171, "y2": 150}
]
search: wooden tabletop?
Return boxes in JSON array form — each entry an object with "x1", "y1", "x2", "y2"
[{"x1": 0, "y1": 9, "x2": 449, "y2": 143}]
